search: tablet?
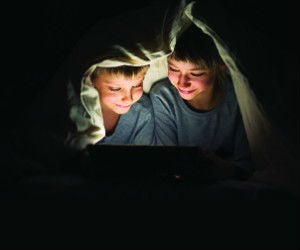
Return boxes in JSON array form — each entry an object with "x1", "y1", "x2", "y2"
[{"x1": 86, "y1": 145, "x2": 203, "y2": 179}]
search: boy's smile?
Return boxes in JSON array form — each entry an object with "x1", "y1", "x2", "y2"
[{"x1": 93, "y1": 71, "x2": 145, "y2": 115}]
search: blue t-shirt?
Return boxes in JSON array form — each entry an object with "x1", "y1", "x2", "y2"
[
  {"x1": 96, "y1": 94, "x2": 155, "y2": 145},
  {"x1": 149, "y1": 78, "x2": 252, "y2": 175}
]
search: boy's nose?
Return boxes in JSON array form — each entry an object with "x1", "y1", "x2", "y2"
[
  {"x1": 177, "y1": 75, "x2": 191, "y2": 88},
  {"x1": 121, "y1": 90, "x2": 133, "y2": 102}
]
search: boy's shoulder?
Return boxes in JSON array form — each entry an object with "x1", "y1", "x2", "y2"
[
  {"x1": 138, "y1": 93, "x2": 151, "y2": 105},
  {"x1": 220, "y1": 79, "x2": 241, "y2": 113},
  {"x1": 133, "y1": 93, "x2": 152, "y2": 112},
  {"x1": 149, "y1": 78, "x2": 173, "y2": 94},
  {"x1": 223, "y1": 79, "x2": 238, "y2": 104}
]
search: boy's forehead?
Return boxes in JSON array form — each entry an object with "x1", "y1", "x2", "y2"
[
  {"x1": 99, "y1": 72, "x2": 145, "y2": 84},
  {"x1": 168, "y1": 58, "x2": 204, "y2": 70}
]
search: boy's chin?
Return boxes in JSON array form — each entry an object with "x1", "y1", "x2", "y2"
[
  {"x1": 114, "y1": 107, "x2": 131, "y2": 115},
  {"x1": 180, "y1": 94, "x2": 193, "y2": 101}
]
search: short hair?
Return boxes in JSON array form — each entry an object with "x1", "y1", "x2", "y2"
[
  {"x1": 169, "y1": 24, "x2": 224, "y2": 73},
  {"x1": 90, "y1": 65, "x2": 149, "y2": 82}
]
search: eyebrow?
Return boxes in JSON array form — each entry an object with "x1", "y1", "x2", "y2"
[
  {"x1": 103, "y1": 78, "x2": 144, "y2": 86},
  {"x1": 190, "y1": 67, "x2": 204, "y2": 71},
  {"x1": 168, "y1": 62, "x2": 204, "y2": 71},
  {"x1": 102, "y1": 80, "x2": 115, "y2": 85}
]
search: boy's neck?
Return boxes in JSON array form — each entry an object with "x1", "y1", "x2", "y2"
[
  {"x1": 102, "y1": 109, "x2": 120, "y2": 136},
  {"x1": 186, "y1": 84, "x2": 223, "y2": 111}
]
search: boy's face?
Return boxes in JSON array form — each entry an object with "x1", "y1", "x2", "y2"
[
  {"x1": 167, "y1": 58, "x2": 215, "y2": 102},
  {"x1": 93, "y1": 71, "x2": 145, "y2": 115}
]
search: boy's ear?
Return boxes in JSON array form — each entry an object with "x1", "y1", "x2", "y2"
[
  {"x1": 219, "y1": 63, "x2": 227, "y2": 72},
  {"x1": 91, "y1": 81, "x2": 97, "y2": 89},
  {"x1": 89, "y1": 77, "x2": 96, "y2": 88},
  {"x1": 218, "y1": 63, "x2": 229, "y2": 75}
]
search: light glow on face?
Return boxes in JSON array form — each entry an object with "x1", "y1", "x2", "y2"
[
  {"x1": 94, "y1": 71, "x2": 145, "y2": 115},
  {"x1": 167, "y1": 58, "x2": 215, "y2": 102}
]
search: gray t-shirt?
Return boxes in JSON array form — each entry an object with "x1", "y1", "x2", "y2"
[
  {"x1": 150, "y1": 78, "x2": 252, "y2": 175},
  {"x1": 96, "y1": 94, "x2": 154, "y2": 145}
]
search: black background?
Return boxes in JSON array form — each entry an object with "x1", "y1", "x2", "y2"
[
  {"x1": 2, "y1": 0, "x2": 298, "y2": 151},
  {"x1": 1, "y1": 1, "x2": 299, "y2": 248}
]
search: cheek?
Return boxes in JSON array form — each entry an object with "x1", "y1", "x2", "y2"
[
  {"x1": 168, "y1": 72, "x2": 178, "y2": 86},
  {"x1": 132, "y1": 88, "x2": 143, "y2": 100},
  {"x1": 194, "y1": 80, "x2": 207, "y2": 88},
  {"x1": 192, "y1": 77, "x2": 211, "y2": 89},
  {"x1": 100, "y1": 93, "x2": 117, "y2": 106}
]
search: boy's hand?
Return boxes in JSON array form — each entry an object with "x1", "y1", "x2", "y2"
[{"x1": 198, "y1": 149, "x2": 235, "y2": 181}]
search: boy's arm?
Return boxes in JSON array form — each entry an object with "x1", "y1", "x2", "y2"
[
  {"x1": 149, "y1": 90, "x2": 178, "y2": 146},
  {"x1": 231, "y1": 116, "x2": 254, "y2": 180},
  {"x1": 199, "y1": 150, "x2": 251, "y2": 181},
  {"x1": 132, "y1": 111, "x2": 156, "y2": 145}
]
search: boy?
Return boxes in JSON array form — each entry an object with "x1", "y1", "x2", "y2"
[
  {"x1": 150, "y1": 24, "x2": 253, "y2": 181},
  {"x1": 91, "y1": 65, "x2": 154, "y2": 145}
]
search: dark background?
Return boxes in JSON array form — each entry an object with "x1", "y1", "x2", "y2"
[
  {"x1": 1, "y1": 1, "x2": 298, "y2": 195},
  {"x1": 1, "y1": 1, "x2": 299, "y2": 248},
  {"x1": 2, "y1": 0, "x2": 298, "y2": 151}
]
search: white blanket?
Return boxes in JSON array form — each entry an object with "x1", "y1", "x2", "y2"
[{"x1": 32, "y1": 0, "x2": 298, "y2": 194}]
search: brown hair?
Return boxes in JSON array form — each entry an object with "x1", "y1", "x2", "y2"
[
  {"x1": 90, "y1": 65, "x2": 149, "y2": 82},
  {"x1": 169, "y1": 24, "x2": 227, "y2": 80}
]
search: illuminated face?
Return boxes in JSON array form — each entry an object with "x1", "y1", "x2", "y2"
[
  {"x1": 93, "y1": 71, "x2": 145, "y2": 115},
  {"x1": 168, "y1": 58, "x2": 216, "y2": 104}
]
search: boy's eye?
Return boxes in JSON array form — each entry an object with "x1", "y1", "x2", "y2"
[
  {"x1": 133, "y1": 83, "x2": 143, "y2": 88},
  {"x1": 109, "y1": 87, "x2": 121, "y2": 92},
  {"x1": 168, "y1": 66, "x2": 179, "y2": 72},
  {"x1": 191, "y1": 72, "x2": 205, "y2": 77}
]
